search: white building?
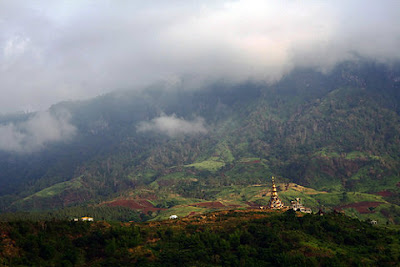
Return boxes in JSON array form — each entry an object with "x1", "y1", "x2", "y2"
[
  {"x1": 290, "y1": 198, "x2": 312, "y2": 213},
  {"x1": 81, "y1": 217, "x2": 94, "y2": 221}
]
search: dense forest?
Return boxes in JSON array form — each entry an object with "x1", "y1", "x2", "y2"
[{"x1": 1, "y1": 210, "x2": 399, "y2": 266}]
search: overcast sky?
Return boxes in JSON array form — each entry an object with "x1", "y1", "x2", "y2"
[{"x1": 1, "y1": 0, "x2": 399, "y2": 114}]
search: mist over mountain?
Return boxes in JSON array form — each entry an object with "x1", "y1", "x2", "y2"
[
  {"x1": 0, "y1": 110, "x2": 76, "y2": 153},
  {"x1": 1, "y1": 1, "x2": 400, "y2": 113},
  {"x1": 2, "y1": 3, "x2": 400, "y2": 266},
  {"x1": 0, "y1": 60, "x2": 399, "y2": 225}
]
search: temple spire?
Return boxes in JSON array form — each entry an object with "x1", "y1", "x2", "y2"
[{"x1": 268, "y1": 176, "x2": 284, "y2": 209}]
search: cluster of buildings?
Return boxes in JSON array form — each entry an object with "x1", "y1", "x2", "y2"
[
  {"x1": 289, "y1": 198, "x2": 312, "y2": 214},
  {"x1": 81, "y1": 177, "x2": 312, "y2": 222},
  {"x1": 264, "y1": 176, "x2": 312, "y2": 213},
  {"x1": 73, "y1": 216, "x2": 94, "y2": 222}
]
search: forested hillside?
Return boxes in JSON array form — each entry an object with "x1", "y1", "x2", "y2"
[
  {"x1": 0, "y1": 60, "x2": 399, "y2": 223},
  {"x1": 1, "y1": 210, "x2": 399, "y2": 266}
]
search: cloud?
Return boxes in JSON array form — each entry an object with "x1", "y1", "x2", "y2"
[
  {"x1": 137, "y1": 114, "x2": 207, "y2": 137},
  {"x1": 0, "y1": 1, "x2": 399, "y2": 113},
  {"x1": 0, "y1": 110, "x2": 76, "y2": 153}
]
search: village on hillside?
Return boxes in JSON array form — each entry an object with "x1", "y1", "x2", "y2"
[{"x1": 168, "y1": 177, "x2": 313, "y2": 221}]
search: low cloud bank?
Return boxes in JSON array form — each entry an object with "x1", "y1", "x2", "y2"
[
  {"x1": 137, "y1": 114, "x2": 207, "y2": 137},
  {"x1": 1, "y1": 1, "x2": 400, "y2": 112},
  {"x1": 0, "y1": 110, "x2": 76, "y2": 153}
]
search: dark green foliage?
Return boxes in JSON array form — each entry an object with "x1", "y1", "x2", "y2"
[
  {"x1": 0, "y1": 206, "x2": 141, "y2": 222},
  {"x1": 2, "y1": 211, "x2": 398, "y2": 266}
]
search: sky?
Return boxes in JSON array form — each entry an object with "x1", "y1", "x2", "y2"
[{"x1": 1, "y1": 0, "x2": 400, "y2": 114}]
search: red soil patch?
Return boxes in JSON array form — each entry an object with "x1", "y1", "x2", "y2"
[
  {"x1": 106, "y1": 199, "x2": 165, "y2": 212},
  {"x1": 396, "y1": 182, "x2": 400, "y2": 188},
  {"x1": 337, "y1": 201, "x2": 383, "y2": 214},
  {"x1": 246, "y1": 201, "x2": 261, "y2": 208},
  {"x1": 192, "y1": 202, "x2": 226, "y2": 208},
  {"x1": 227, "y1": 204, "x2": 241, "y2": 208},
  {"x1": 375, "y1": 191, "x2": 394, "y2": 197}
]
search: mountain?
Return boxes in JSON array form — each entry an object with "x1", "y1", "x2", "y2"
[{"x1": 0, "y1": 60, "x2": 399, "y2": 223}]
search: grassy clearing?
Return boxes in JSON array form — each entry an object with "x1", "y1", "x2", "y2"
[
  {"x1": 149, "y1": 193, "x2": 201, "y2": 208},
  {"x1": 311, "y1": 175, "x2": 343, "y2": 192},
  {"x1": 344, "y1": 192, "x2": 385, "y2": 203},
  {"x1": 349, "y1": 170, "x2": 399, "y2": 193},
  {"x1": 310, "y1": 193, "x2": 344, "y2": 207},
  {"x1": 280, "y1": 190, "x2": 321, "y2": 210},
  {"x1": 214, "y1": 186, "x2": 244, "y2": 202},
  {"x1": 214, "y1": 185, "x2": 267, "y2": 203},
  {"x1": 185, "y1": 159, "x2": 225, "y2": 172},
  {"x1": 237, "y1": 157, "x2": 262, "y2": 162},
  {"x1": 24, "y1": 177, "x2": 83, "y2": 199},
  {"x1": 345, "y1": 151, "x2": 380, "y2": 160},
  {"x1": 287, "y1": 183, "x2": 327, "y2": 194},
  {"x1": 313, "y1": 148, "x2": 341, "y2": 158},
  {"x1": 215, "y1": 141, "x2": 235, "y2": 162}
]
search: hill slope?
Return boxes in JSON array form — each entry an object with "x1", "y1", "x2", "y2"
[
  {"x1": 0, "y1": 60, "x2": 399, "y2": 222},
  {"x1": 1, "y1": 210, "x2": 399, "y2": 266}
]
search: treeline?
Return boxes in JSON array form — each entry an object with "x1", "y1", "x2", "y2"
[
  {"x1": 0, "y1": 206, "x2": 141, "y2": 222},
  {"x1": 0, "y1": 211, "x2": 399, "y2": 266}
]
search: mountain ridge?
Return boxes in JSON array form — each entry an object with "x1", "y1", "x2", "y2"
[{"x1": 0, "y1": 60, "x2": 399, "y2": 223}]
